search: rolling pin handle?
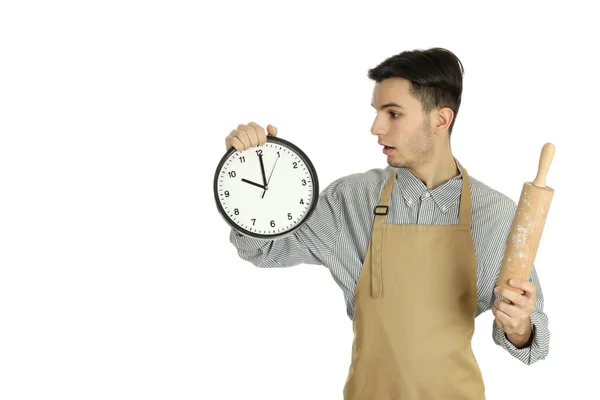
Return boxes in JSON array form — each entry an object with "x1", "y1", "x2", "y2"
[{"x1": 532, "y1": 142, "x2": 555, "y2": 188}]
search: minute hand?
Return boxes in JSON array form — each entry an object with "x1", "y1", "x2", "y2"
[{"x1": 259, "y1": 154, "x2": 268, "y2": 187}]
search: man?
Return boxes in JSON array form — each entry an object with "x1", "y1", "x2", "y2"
[{"x1": 225, "y1": 47, "x2": 550, "y2": 399}]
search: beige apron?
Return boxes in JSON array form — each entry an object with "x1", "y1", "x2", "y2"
[{"x1": 343, "y1": 162, "x2": 486, "y2": 400}]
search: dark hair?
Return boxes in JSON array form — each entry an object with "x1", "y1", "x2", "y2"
[{"x1": 367, "y1": 47, "x2": 464, "y2": 136}]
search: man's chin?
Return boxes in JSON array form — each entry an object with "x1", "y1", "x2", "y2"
[{"x1": 387, "y1": 159, "x2": 408, "y2": 169}]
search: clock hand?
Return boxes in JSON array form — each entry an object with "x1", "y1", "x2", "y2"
[
  {"x1": 262, "y1": 155, "x2": 279, "y2": 199},
  {"x1": 259, "y1": 153, "x2": 268, "y2": 188},
  {"x1": 267, "y1": 155, "x2": 279, "y2": 185},
  {"x1": 241, "y1": 178, "x2": 266, "y2": 190}
]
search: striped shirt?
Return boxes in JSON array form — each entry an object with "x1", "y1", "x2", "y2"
[{"x1": 229, "y1": 160, "x2": 550, "y2": 365}]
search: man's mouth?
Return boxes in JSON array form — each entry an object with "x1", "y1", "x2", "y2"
[{"x1": 383, "y1": 145, "x2": 395, "y2": 155}]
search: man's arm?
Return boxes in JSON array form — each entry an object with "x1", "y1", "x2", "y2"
[
  {"x1": 492, "y1": 264, "x2": 550, "y2": 364},
  {"x1": 482, "y1": 199, "x2": 550, "y2": 365},
  {"x1": 229, "y1": 179, "x2": 343, "y2": 269}
]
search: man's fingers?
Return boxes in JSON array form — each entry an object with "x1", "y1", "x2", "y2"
[
  {"x1": 509, "y1": 279, "x2": 536, "y2": 296},
  {"x1": 235, "y1": 130, "x2": 250, "y2": 149},
  {"x1": 225, "y1": 122, "x2": 274, "y2": 152},
  {"x1": 248, "y1": 122, "x2": 267, "y2": 146},
  {"x1": 495, "y1": 287, "x2": 528, "y2": 309},
  {"x1": 231, "y1": 127, "x2": 250, "y2": 149},
  {"x1": 492, "y1": 303, "x2": 514, "y2": 330},
  {"x1": 238, "y1": 124, "x2": 258, "y2": 147},
  {"x1": 494, "y1": 298, "x2": 532, "y2": 322},
  {"x1": 226, "y1": 131, "x2": 246, "y2": 151},
  {"x1": 238, "y1": 124, "x2": 258, "y2": 149}
]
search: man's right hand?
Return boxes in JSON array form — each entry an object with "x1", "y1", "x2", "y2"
[{"x1": 225, "y1": 122, "x2": 278, "y2": 151}]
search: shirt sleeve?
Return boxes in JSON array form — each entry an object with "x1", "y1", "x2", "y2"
[
  {"x1": 492, "y1": 263, "x2": 550, "y2": 365},
  {"x1": 228, "y1": 179, "x2": 343, "y2": 268}
]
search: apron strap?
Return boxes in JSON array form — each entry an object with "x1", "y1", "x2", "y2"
[
  {"x1": 369, "y1": 162, "x2": 471, "y2": 298},
  {"x1": 370, "y1": 169, "x2": 397, "y2": 298},
  {"x1": 456, "y1": 160, "x2": 471, "y2": 228}
]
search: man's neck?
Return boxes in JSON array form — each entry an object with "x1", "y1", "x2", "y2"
[{"x1": 406, "y1": 151, "x2": 459, "y2": 190}]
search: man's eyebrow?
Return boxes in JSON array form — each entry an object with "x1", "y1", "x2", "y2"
[{"x1": 371, "y1": 102, "x2": 404, "y2": 110}]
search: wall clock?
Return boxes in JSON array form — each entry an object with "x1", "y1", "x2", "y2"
[{"x1": 214, "y1": 136, "x2": 319, "y2": 239}]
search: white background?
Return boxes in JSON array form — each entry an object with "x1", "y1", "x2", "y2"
[{"x1": 1, "y1": 1, "x2": 598, "y2": 399}]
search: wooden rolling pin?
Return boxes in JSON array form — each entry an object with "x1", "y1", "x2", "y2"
[{"x1": 496, "y1": 143, "x2": 555, "y2": 297}]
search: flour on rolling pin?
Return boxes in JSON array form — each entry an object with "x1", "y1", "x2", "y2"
[
  {"x1": 506, "y1": 186, "x2": 552, "y2": 263},
  {"x1": 496, "y1": 143, "x2": 555, "y2": 302}
]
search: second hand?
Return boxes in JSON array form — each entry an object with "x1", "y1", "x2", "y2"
[{"x1": 262, "y1": 155, "x2": 279, "y2": 199}]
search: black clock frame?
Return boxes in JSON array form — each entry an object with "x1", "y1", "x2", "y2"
[{"x1": 213, "y1": 136, "x2": 320, "y2": 239}]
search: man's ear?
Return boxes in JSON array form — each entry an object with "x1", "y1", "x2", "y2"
[{"x1": 435, "y1": 107, "x2": 454, "y2": 134}]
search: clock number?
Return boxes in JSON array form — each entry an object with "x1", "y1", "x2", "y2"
[
  {"x1": 256, "y1": 149, "x2": 263, "y2": 156},
  {"x1": 293, "y1": 162, "x2": 298, "y2": 169},
  {"x1": 277, "y1": 151, "x2": 280, "y2": 157},
  {"x1": 224, "y1": 190, "x2": 230, "y2": 197},
  {"x1": 300, "y1": 198, "x2": 304, "y2": 205},
  {"x1": 251, "y1": 218, "x2": 256, "y2": 226},
  {"x1": 234, "y1": 208, "x2": 239, "y2": 215},
  {"x1": 270, "y1": 220, "x2": 275, "y2": 227},
  {"x1": 288, "y1": 213, "x2": 292, "y2": 220},
  {"x1": 302, "y1": 179, "x2": 306, "y2": 186},
  {"x1": 239, "y1": 156, "x2": 246, "y2": 163},
  {"x1": 228, "y1": 171, "x2": 237, "y2": 178}
]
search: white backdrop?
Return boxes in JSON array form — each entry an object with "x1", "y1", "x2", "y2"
[{"x1": 1, "y1": 1, "x2": 598, "y2": 399}]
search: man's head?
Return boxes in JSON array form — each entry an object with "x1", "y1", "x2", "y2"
[{"x1": 368, "y1": 48, "x2": 464, "y2": 169}]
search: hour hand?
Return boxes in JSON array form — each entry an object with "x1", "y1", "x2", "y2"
[{"x1": 241, "y1": 178, "x2": 266, "y2": 190}]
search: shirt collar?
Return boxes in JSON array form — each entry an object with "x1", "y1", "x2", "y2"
[{"x1": 394, "y1": 158, "x2": 463, "y2": 214}]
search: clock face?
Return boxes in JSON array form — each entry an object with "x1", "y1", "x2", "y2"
[{"x1": 214, "y1": 136, "x2": 319, "y2": 239}]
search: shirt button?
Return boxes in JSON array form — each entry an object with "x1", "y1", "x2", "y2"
[
  {"x1": 424, "y1": 192, "x2": 430, "y2": 198},
  {"x1": 442, "y1": 206, "x2": 447, "y2": 212}
]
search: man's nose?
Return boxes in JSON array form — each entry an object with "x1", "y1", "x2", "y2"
[{"x1": 371, "y1": 121, "x2": 386, "y2": 136}]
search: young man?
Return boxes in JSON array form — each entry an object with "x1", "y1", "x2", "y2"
[{"x1": 225, "y1": 47, "x2": 549, "y2": 399}]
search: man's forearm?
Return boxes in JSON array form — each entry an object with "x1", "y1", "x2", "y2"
[{"x1": 506, "y1": 319, "x2": 533, "y2": 349}]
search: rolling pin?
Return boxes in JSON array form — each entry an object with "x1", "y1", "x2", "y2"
[{"x1": 496, "y1": 143, "x2": 555, "y2": 298}]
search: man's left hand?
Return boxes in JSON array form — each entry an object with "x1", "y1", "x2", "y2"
[{"x1": 492, "y1": 279, "x2": 536, "y2": 335}]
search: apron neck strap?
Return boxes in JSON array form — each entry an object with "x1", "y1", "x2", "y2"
[
  {"x1": 456, "y1": 160, "x2": 471, "y2": 227},
  {"x1": 374, "y1": 160, "x2": 472, "y2": 227},
  {"x1": 372, "y1": 169, "x2": 397, "y2": 223}
]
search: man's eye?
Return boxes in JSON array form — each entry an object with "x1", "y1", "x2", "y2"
[{"x1": 374, "y1": 110, "x2": 400, "y2": 118}]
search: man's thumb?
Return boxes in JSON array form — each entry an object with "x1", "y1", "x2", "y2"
[{"x1": 267, "y1": 124, "x2": 278, "y2": 136}]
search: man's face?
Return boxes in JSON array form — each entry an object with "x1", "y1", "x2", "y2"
[{"x1": 371, "y1": 77, "x2": 436, "y2": 169}]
